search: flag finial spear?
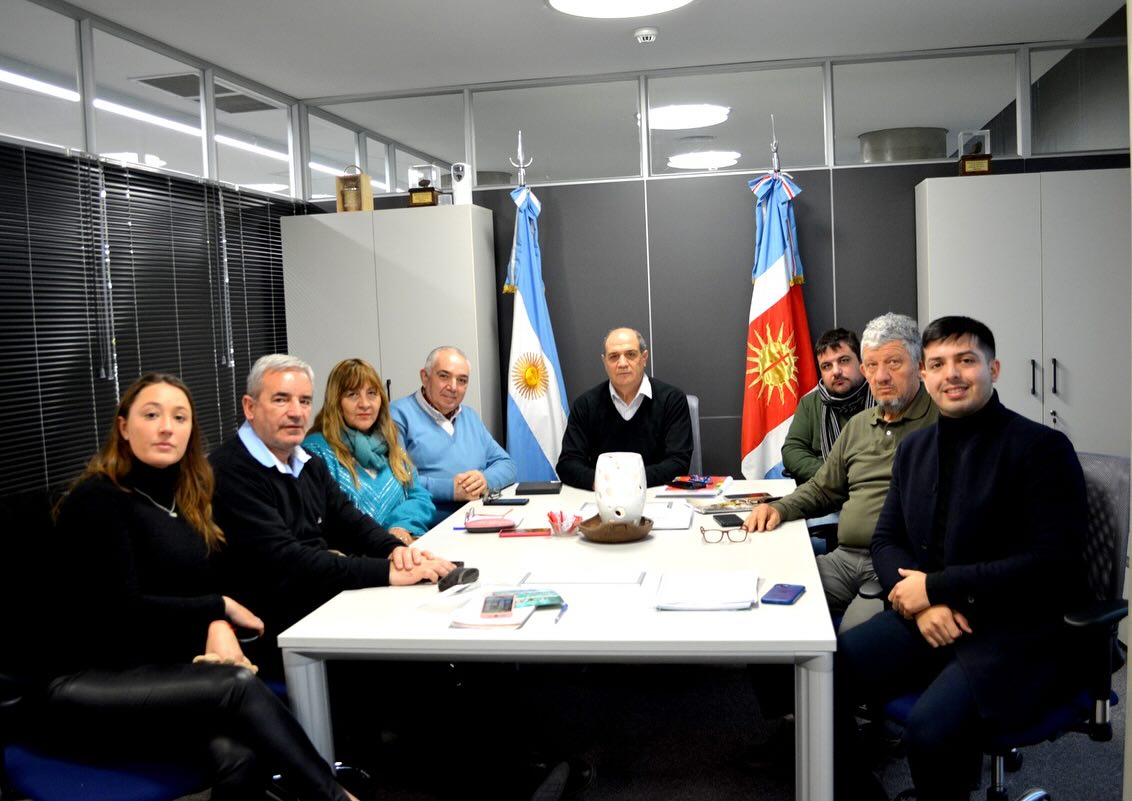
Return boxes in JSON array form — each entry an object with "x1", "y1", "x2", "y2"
[
  {"x1": 770, "y1": 114, "x2": 780, "y2": 175},
  {"x1": 509, "y1": 130, "x2": 533, "y2": 187}
]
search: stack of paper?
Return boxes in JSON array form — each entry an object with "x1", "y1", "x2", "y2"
[{"x1": 655, "y1": 570, "x2": 760, "y2": 611}]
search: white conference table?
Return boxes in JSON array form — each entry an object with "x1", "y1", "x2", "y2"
[{"x1": 279, "y1": 480, "x2": 835, "y2": 801}]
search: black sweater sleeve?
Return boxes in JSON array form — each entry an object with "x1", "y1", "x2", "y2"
[
  {"x1": 644, "y1": 383, "x2": 693, "y2": 487},
  {"x1": 556, "y1": 391, "x2": 599, "y2": 489}
]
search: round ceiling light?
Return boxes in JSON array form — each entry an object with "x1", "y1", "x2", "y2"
[
  {"x1": 548, "y1": 0, "x2": 694, "y2": 19},
  {"x1": 666, "y1": 150, "x2": 740, "y2": 170},
  {"x1": 649, "y1": 103, "x2": 730, "y2": 130}
]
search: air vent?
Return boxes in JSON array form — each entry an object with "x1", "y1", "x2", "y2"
[{"x1": 134, "y1": 73, "x2": 275, "y2": 114}]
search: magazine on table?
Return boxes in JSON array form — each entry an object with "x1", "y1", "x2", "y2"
[
  {"x1": 655, "y1": 475, "x2": 733, "y2": 498},
  {"x1": 687, "y1": 493, "x2": 779, "y2": 514}
]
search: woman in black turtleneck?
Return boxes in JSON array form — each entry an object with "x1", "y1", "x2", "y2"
[{"x1": 45, "y1": 373, "x2": 358, "y2": 801}]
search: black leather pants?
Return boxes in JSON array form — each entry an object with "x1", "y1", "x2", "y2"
[{"x1": 39, "y1": 663, "x2": 348, "y2": 801}]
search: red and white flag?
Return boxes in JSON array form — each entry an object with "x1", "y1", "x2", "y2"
[{"x1": 741, "y1": 173, "x2": 817, "y2": 479}]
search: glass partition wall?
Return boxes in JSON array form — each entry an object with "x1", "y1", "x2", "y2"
[{"x1": 1, "y1": 0, "x2": 1125, "y2": 201}]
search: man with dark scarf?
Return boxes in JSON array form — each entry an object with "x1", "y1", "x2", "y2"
[{"x1": 781, "y1": 328, "x2": 874, "y2": 482}]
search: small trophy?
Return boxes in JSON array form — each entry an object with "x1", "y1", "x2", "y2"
[
  {"x1": 408, "y1": 178, "x2": 439, "y2": 207},
  {"x1": 958, "y1": 130, "x2": 992, "y2": 176}
]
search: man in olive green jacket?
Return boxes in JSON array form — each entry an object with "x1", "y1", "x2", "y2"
[{"x1": 744, "y1": 313, "x2": 938, "y2": 630}]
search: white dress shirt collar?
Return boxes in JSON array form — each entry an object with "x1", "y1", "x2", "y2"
[
  {"x1": 414, "y1": 388, "x2": 462, "y2": 435},
  {"x1": 237, "y1": 421, "x2": 311, "y2": 476},
  {"x1": 609, "y1": 374, "x2": 652, "y2": 421}
]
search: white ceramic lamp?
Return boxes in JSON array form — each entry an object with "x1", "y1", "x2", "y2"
[{"x1": 593, "y1": 452, "x2": 647, "y2": 524}]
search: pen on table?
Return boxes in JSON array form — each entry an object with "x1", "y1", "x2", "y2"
[{"x1": 554, "y1": 603, "x2": 569, "y2": 624}]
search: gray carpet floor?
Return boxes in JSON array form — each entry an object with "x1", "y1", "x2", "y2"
[
  {"x1": 368, "y1": 662, "x2": 1125, "y2": 801},
  {"x1": 166, "y1": 660, "x2": 1125, "y2": 801}
]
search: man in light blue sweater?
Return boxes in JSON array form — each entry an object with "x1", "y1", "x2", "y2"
[{"x1": 391, "y1": 346, "x2": 516, "y2": 526}]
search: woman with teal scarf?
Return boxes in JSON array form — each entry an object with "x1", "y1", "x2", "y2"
[{"x1": 304, "y1": 359, "x2": 435, "y2": 544}]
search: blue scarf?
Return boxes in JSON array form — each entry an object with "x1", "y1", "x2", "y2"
[{"x1": 342, "y1": 426, "x2": 389, "y2": 473}]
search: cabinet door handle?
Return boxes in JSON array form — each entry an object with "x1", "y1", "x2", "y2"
[
  {"x1": 1030, "y1": 359, "x2": 1038, "y2": 396},
  {"x1": 386, "y1": 378, "x2": 392, "y2": 399},
  {"x1": 1050, "y1": 358, "x2": 1059, "y2": 395}
]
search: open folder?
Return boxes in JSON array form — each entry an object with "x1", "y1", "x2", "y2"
[{"x1": 655, "y1": 570, "x2": 760, "y2": 611}]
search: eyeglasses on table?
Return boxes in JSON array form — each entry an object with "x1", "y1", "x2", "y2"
[{"x1": 699, "y1": 526, "x2": 750, "y2": 544}]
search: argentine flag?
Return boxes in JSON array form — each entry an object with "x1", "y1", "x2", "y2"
[{"x1": 504, "y1": 186, "x2": 568, "y2": 480}]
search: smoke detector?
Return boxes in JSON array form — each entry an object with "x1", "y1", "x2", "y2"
[{"x1": 634, "y1": 27, "x2": 659, "y2": 44}]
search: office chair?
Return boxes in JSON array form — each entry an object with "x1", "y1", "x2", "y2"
[
  {"x1": 867, "y1": 451, "x2": 1130, "y2": 801},
  {"x1": 0, "y1": 488, "x2": 211, "y2": 801},
  {"x1": 2, "y1": 733, "x2": 207, "y2": 801},
  {"x1": 686, "y1": 394, "x2": 703, "y2": 475}
]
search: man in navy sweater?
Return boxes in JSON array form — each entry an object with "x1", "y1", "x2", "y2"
[
  {"x1": 556, "y1": 327, "x2": 693, "y2": 488},
  {"x1": 212, "y1": 354, "x2": 454, "y2": 651},
  {"x1": 835, "y1": 317, "x2": 1088, "y2": 801}
]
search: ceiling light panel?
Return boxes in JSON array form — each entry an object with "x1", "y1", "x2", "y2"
[
  {"x1": 649, "y1": 103, "x2": 730, "y2": 130},
  {"x1": 548, "y1": 0, "x2": 693, "y2": 19},
  {"x1": 666, "y1": 150, "x2": 740, "y2": 170}
]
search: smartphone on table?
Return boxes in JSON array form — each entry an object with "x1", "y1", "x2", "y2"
[
  {"x1": 713, "y1": 513, "x2": 746, "y2": 528},
  {"x1": 481, "y1": 594, "x2": 516, "y2": 618},
  {"x1": 762, "y1": 583, "x2": 805, "y2": 605}
]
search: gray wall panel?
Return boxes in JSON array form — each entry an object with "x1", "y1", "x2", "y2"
[
  {"x1": 478, "y1": 181, "x2": 650, "y2": 409},
  {"x1": 829, "y1": 162, "x2": 955, "y2": 334},
  {"x1": 700, "y1": 415, "x2": 743, "y2": 477}
]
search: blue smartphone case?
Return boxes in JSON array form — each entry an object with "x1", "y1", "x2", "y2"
[{"x1": 762, "y1": 583, "x2": 805, "y2": 605}]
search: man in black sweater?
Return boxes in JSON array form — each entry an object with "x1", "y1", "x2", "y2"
[
  {"x1": 556, "y1": 327, "x2": 693, "y2": 488},
  {"x1": 835, "y1": 317, "x2": 1088, "y2": 801},
  {"x1": 211, "y1": 354, "x2": 453, "y2": 650}
]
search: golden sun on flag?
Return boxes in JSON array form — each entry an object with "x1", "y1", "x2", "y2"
[
  {"x1": 746, "y1": 323, "x2": 800, "y2": 404},
  {"x1": 512, "y1": 352, "x2": 549, "y2": 400}
]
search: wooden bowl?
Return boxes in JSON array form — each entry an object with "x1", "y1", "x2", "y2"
[{"x1": 578, "y1": 514, "x2": 653, "y2": 544}]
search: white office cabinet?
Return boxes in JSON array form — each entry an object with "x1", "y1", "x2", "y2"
[
  {"x1": 281, "y1": 205, "x2": 501, "y2": 439},
  {"x1": 916, "y1": 169, "x2": 1130, "y2": 458}
]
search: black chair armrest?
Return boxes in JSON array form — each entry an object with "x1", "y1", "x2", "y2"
[
  {"x1": 858, "y1": 579, "x2": 885, "y2": 600},
  {"x1": 1065, "y1": 599, "x2": 1128, "y2": 629}
]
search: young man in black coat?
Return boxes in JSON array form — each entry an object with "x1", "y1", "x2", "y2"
[{"x1": 835, "y1": 316, "x2": 1088, "y2": 801}]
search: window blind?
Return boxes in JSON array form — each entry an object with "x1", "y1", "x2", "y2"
[{"x1": 0, "y1": 141, "x2": 308, "y2": 496}]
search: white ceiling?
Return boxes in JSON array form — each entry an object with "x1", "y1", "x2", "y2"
[
  {"x1": 4, "y1": 0, "x2": 1123, "y2": 189},
  {"x1": 61, "y1": 0, "x2": 1125, "y2": 101}
]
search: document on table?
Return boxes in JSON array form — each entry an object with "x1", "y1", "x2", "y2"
[
  {"x1": 655, "y1": 570, "x2": 760, "y2": 611},
  {"x1": 577, "y1": 501, "x2": 694, "y2": 531}
]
